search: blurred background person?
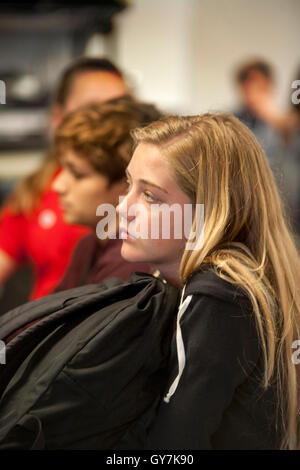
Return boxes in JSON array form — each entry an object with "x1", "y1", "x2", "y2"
[
  {"x1": 52, "y1": 97, "x2": 162, "y2": 292},
  {"x1": 286, "y1": 66, "x2": 300, "y2": 234},
  {"x1": 0, "y1": 57, "x2": 130, "y2": 308},
  {"x1": 233, "y1": 58, "x2": 300, "y2": 235},
  {"x1": 263, "y1": 65, "x2": 300, "y2": 236},
  {"x1": 234, "y1": 59, "x2": 285, "y2": 173},
  {"x1": 289, "y1": 66, "x2": 300, "y2": 136},
  {"x1": 235, "y1": 62, "x2": 300, "y2": 145}
]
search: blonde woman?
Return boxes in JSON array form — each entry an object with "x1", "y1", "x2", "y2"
[{"x1": 116, "y1": 113, "x2": 300, "y2": 450}]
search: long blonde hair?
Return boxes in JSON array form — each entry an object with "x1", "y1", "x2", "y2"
[{"x1": 132, "y1": 113, "x2": 300, "y2": 449}]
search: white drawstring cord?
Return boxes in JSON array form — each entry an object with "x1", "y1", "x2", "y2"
[{"x1": 163, "y1": 286, "x2": 192, "y2": 403}]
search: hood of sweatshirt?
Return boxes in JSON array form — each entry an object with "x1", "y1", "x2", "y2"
[{"x1": 185, "y1": 268, "x2": 251, "y2": 308}]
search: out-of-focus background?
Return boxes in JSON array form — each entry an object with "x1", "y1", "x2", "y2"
[
  {"x1": 0, "y1": 0, "x2": 299, "y2": 311},
  {"x1": 0, "y1": 0, "x2": 299, "y2": 187}
]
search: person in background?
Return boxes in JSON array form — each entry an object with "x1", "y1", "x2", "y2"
[
  {"x1": 235, "y1": 60, "x2": 300, "y2": 235},
  {"x1": 53, "y1": 97, "x2": 162, "y2": 291},
  {"x1": 0, "y1": 57, "x2": 130, "y2": 301},
  {"x1": 289, "y1": 65, "x2": 300, "y2": 135},
  {"x1": 234, "y1": 59, "x2": 276, "y2": 131},
  {"x1": 116, "y1": 113, "x2": 300, "y2": 449},
  {"x1": 234, "y1": 59, "x2": 298, "y2": 228},
  {"x1": 235, "y1": 61, "x2": 300, "y2": 145},
  {"x1": 285, "y1": 66, "x2": 300, "y2": 235}
]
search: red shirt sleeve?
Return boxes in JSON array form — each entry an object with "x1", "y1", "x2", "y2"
[{"x1": 0, "y1": 208, "x2": 26, "y2": 264}]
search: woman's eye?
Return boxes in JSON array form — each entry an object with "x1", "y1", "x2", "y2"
[
  {"x1": 69, "y1": 167, "x2": 86, "y2": 179},
  {"x1": 73, "y1": 172, "x2": 85, "y2": 180},
  {"x1": 143, "y1": 191, "x2": 157, "y2": 203},
  {"x1": 125, "y1": 180, "x2": 132, "y2": 191}
]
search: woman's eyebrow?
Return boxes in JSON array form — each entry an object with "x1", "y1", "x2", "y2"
[
  {"x1": 126, "y1": 169, "x2": 168, "y2": 194},
  {"x1": 62, "y1": 159, "x2": 89, "y2": 176},
  {"x1": 64, "y1": 160, "x2": 79, "y2": 172}
]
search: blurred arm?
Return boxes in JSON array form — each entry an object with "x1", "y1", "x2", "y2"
[{"x1": 0, "y1": 249, "x2": 17, "y2": 284}]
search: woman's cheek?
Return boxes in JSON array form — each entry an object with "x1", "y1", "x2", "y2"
[{"x1": 131, "y1": 204, "x2": 153, "y2": 239}]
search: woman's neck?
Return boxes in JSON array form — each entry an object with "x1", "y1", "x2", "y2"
[{"x1": 157, "y1": 262, "x2": 183, "y2": 289}]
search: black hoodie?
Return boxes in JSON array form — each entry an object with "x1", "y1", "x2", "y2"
[{"x1": 147, "y1": 268, "x2": 283, "y2": 450}]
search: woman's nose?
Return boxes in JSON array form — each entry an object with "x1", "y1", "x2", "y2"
[
  {"x1": 52, "y1": 169, "x2": 67, "y2": 195},
  {"x1": 116, "y1": 192, "x2": 135, "y2": 222},
  {"x1": 116, "y1": 194, "x2": 128, "y2": 218}
]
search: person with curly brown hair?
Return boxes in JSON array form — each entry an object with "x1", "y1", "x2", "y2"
[{"x1": 0, "y1": 57, "x2": 130, "y2": 301}]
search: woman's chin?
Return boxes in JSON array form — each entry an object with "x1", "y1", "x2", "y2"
[{"x1": 120, "y1": 242, "x2": 148, "y2": 264}]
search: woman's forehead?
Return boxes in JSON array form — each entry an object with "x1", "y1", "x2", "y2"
[
  {"x1": 129, "y1": 143, "x2": 168, "y2": 176},
  {"x1": 128, "y1": 142, "x2": 191, "y2": 203}
]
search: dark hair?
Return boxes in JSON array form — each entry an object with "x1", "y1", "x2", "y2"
[
  {"x1": 236, "y1": 59, "x2": 274, "y2": 84},
  {"x1": 53, "y1": 57, "x2": 124, "y2": 106},
  {"x1": 5, "y1": 58, "x2": 127, "y2": 215}
]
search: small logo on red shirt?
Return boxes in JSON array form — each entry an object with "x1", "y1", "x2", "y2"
[{"x1": 38, "y1": 210, "x2": 57, "y2": 229}]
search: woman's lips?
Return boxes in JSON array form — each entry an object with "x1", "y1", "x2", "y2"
[
  {"x1": 59, "y1": 200, "x2": 71, "y2": 211},
  {"x1": 119, "y1": 226, "x2": 137, "y2": 240}
]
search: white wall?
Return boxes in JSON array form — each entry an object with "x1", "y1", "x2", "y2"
[
  {"x1": 114, "y1": 0, "x2": 197, "y2": 113},
  {"x1": 2, "y1": 0, "x2": 299, "y2": 180},
  {"x1": 113, "y1": 0, "x2": 300, "y2": 114}
]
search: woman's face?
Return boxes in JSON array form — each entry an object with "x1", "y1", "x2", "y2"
[{"x1": 116, "y1": 142, "x2": 192, "y2": 280}]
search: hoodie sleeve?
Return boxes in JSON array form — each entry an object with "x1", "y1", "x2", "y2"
[{"x1": 146, "y1": 293, "x2": 261, "y2": 450}]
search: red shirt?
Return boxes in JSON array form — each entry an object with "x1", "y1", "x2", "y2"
[{"x1": 0, "y1": 184, "x2": 89, "y2": 300}]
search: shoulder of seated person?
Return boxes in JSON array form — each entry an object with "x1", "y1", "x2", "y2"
[{"x1": 184, "y1": 267, "x2": 252, "y2": 309}]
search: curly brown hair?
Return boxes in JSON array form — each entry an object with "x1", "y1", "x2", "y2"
[
  {"x1": 5, "y1": 97, "x2": 162, "y2": 214},
  {"x1": 54, "y1": 96, "x2": 163, "y2": 185}
]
